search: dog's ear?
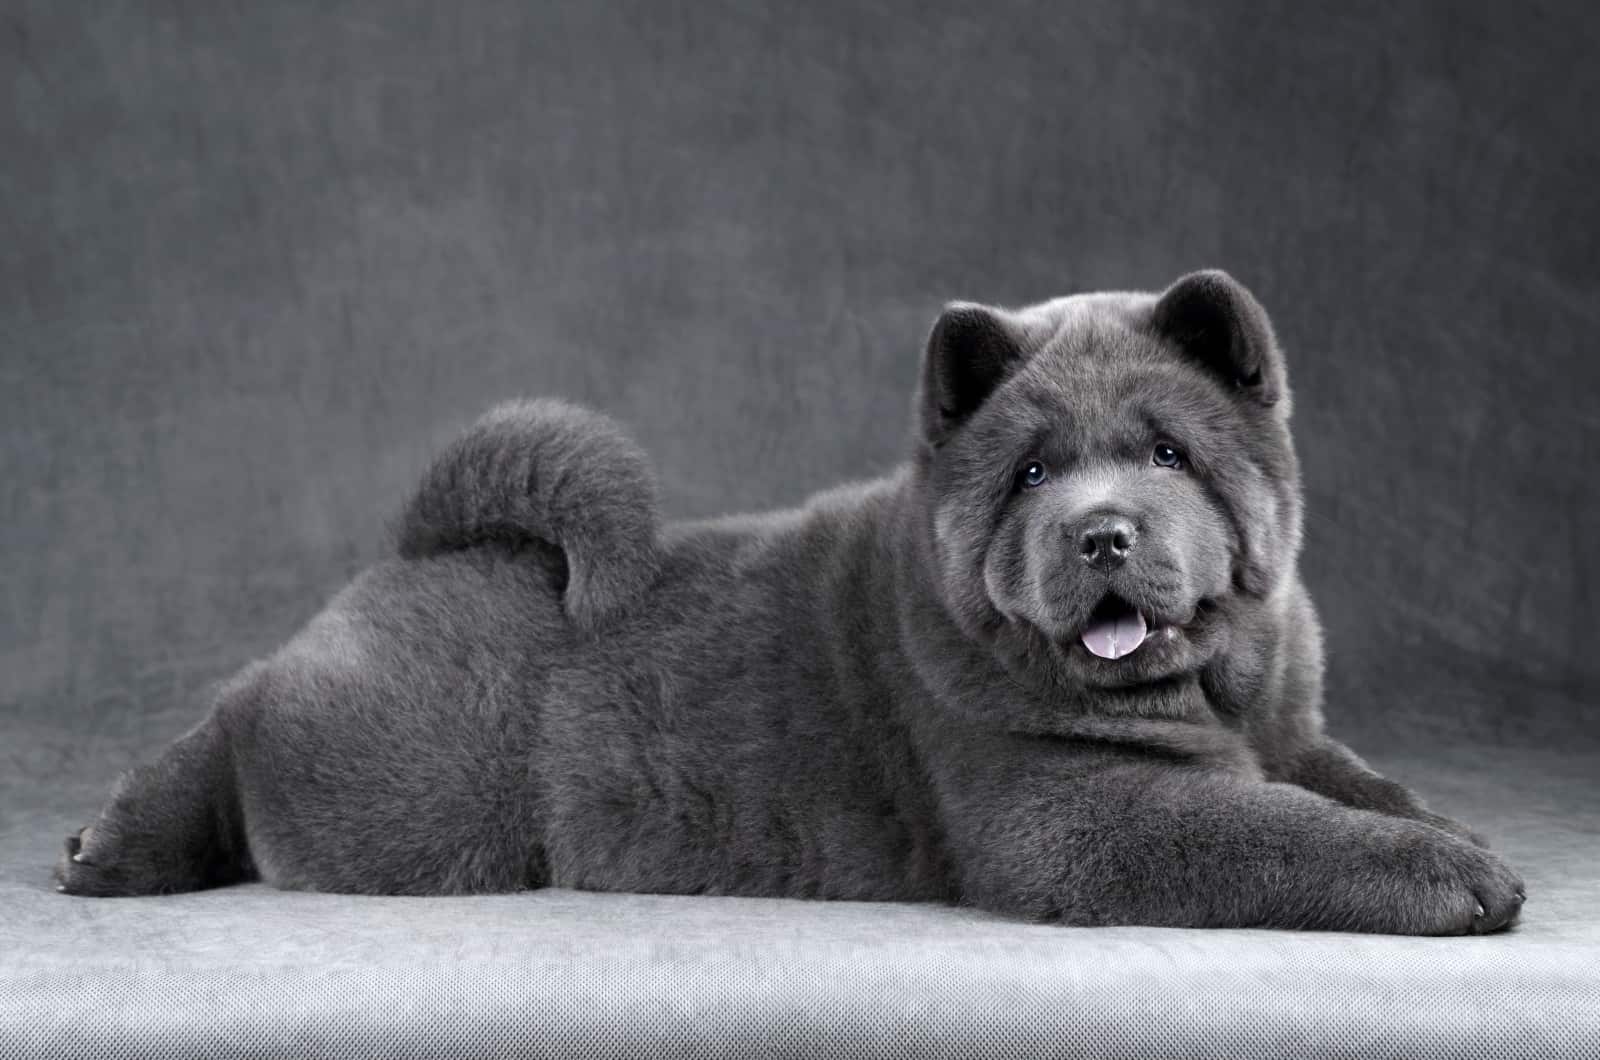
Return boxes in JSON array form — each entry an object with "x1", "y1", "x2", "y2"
[
  {"x1": 919, "y1": 302, "x2": 1029, "y2": 444},
  {"x1": 1150, "y1": 270, "x2": 1284, "y2": 406}
]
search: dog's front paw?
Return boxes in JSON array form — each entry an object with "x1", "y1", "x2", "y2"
[
  {"x1": 53, "y1": 825, "x2": 127, "y2": 897},
  {"x1": 54, "y1": 827, "x2": 97, "y2": 895},
  {"x1": 1381, "y1": 825, "x2": 1525, "y2": 935}
]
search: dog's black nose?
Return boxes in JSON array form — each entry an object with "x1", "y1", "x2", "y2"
[{"x1": 1076, "y1": 515, "x2": 1137, "y2": 569}]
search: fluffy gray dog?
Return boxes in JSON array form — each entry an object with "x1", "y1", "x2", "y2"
[{"x1": 57, "y1": 270, "x2": 1524, "y2": 934}]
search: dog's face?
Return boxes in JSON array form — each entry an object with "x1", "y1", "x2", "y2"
[{"x1": 918, "y1": 272, "x2": 1302, "y2": 689}]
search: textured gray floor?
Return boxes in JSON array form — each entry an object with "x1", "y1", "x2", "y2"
[{"x1": 4, "y1": 733, "x2": 1596, "y2": 1059}]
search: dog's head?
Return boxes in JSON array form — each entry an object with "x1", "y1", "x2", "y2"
[{"x1": 916, "y1": 270, "x2": 1302, "y2": 688}]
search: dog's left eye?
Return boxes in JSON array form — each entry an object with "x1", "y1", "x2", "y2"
[{"x1": 1152, "y1": 443, "x2": 1184, "y2": 469}]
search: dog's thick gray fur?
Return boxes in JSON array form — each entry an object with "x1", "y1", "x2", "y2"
[{"x1": 57, "y1": 270, "x2": 1524, "y2": 934}]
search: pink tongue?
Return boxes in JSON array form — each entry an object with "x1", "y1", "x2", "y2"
[{"x1": 1080, "y1": 608, "x2": 1148, "y2": 660}]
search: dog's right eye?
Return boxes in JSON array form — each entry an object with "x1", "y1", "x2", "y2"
[{"x1": 1019, "y1": 461, "x2": 1049, "y2": 489}]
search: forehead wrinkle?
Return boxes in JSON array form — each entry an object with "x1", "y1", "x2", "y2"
[
  {"x1": 1026, "y1": 314, "x2": 1162, "y2": 399},
  {"x1": 1106, "y1": 357, "x2": 1242, "y2": 430},
  {"x1": 1008, "y1": 308, "x2": 1247, "y2": 457},
  {"x1": 1059, "y1": 461, "x2": 1126, "y2": 516},
  {"x1": 1013, "y1": 342, "x2": 1144, "y2": 448}
]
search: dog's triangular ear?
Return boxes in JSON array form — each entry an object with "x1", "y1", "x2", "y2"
[
  {"x1": 919, "y1": 302, "x2": 1029, "y2": 444},
  {"x1": 1150, "y1": 270, "x2": 1284, "y2": 406}
]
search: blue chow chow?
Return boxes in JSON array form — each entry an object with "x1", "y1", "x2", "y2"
[{"x1": 57, "y1": 270, "x2": 1523, "y2": 935}]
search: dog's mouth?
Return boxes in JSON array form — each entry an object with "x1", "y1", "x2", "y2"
[
  {"x1": 1076, "y1": 594, "x2": 1204, "y2": 660},
  {"x1": 1078, "y1": 594, "x2": 1150, "y2": 660}
]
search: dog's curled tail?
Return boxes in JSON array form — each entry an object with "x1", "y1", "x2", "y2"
[{"x1": 396, "y1": 398, "x2": 661, "y2": 630}]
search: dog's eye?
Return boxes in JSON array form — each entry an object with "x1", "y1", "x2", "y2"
[
  {"x1": 1019, "y1": 460, "x2": 1049, "y2": 489},
  {"x1": 1152, "y1": 444, "x2": 1184, "y2": 469}
]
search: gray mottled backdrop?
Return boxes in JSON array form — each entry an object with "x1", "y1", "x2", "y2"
[{"x1": 3, "y1": 0, "x2": 1597, "y2": 764}]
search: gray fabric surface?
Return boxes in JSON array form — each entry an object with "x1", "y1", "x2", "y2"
[
  {"x1": 4, "y1": 743, "x2": 1598, "y2": 1058},
  {"x1": 4, "y1": 0, "x2": 1599, "y2": 1056}
]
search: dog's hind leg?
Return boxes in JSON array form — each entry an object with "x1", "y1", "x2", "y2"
[{"x1": 55, "y1": 690, "x2": 252, "y2": 897}]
